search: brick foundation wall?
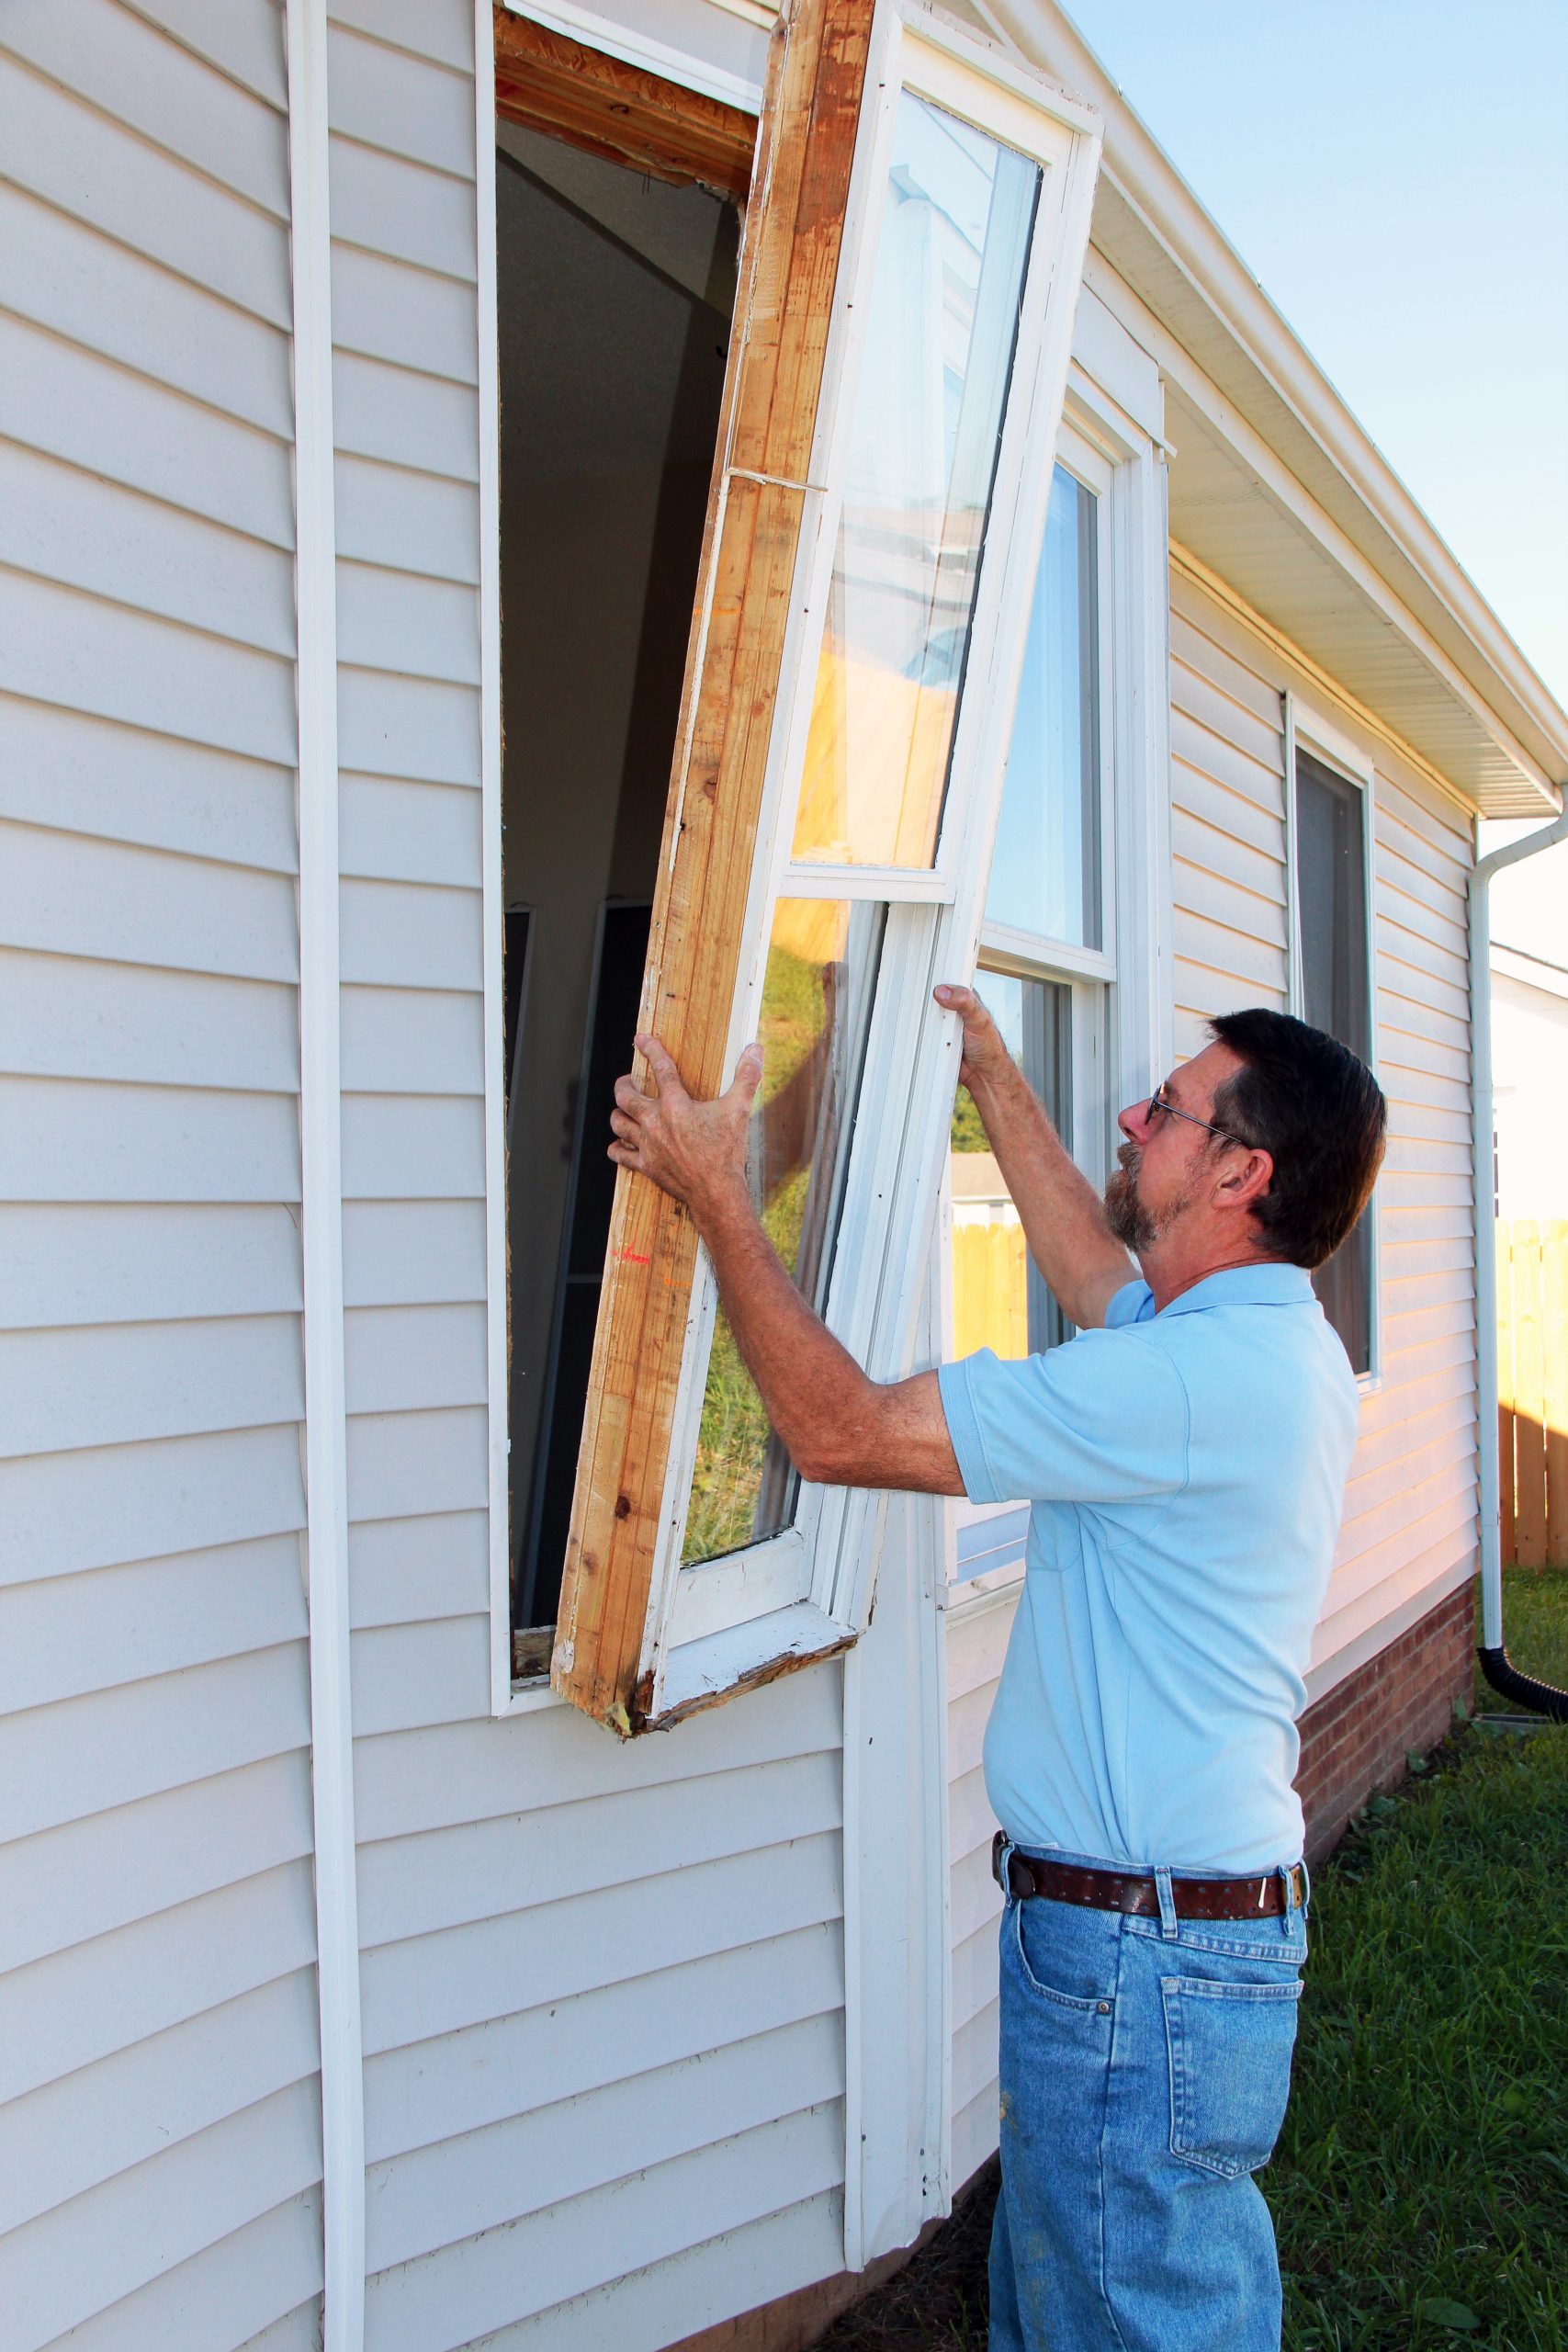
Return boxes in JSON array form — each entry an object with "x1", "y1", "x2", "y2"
[
  {"x1": 667, "y1": 2230, "x2": 942, "y2": 2352},
  {"x1": 1294, "y1": 1576, "x2": 1475, "y2": 1865}
]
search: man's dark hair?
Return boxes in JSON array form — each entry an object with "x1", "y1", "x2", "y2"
[{"x1": 1206, "y1": 1008, "x2": 1387, "y2": 1271}]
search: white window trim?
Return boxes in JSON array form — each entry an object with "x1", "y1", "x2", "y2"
[
  {"x1": 944, "y1": 384, "x2": 1169, "y2": 1608},
  {"x1": 1282, "y1": 691, "x2": 1384, "y2": 1393}
]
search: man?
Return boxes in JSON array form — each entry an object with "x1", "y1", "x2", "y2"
[{"x1": 608, "y1": 985, "x2": 1387, "y2": 2352}]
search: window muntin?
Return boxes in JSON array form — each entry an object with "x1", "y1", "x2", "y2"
[
  {"x1": 788, "y1": 92, "x2": 1040, "y2": 871},
  {"x1": 1293, "y1": 744, "x2": 1375, "y2": 1377},
  {"x1": 984, "y1": 464, "x2": 1101, "y2": 947},
  {"x1": 683, "y1": 897, "x2": 885, "y2": 1563}
]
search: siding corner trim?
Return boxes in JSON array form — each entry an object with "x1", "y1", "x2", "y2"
[{"x1": 286, "y1": 2, "x2": 367, "y2": 2344}]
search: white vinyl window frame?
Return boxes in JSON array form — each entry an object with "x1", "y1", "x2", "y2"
[
  {"x1": 637, "y1": 8, "x2": 1102, "y2": 1723},
  {"x1": 943, "y1": 391, "x2": 1172, "y2": 1607},
  {"x1": 1282, "y1": 693, "x2": 1384, "y2": 1392}
]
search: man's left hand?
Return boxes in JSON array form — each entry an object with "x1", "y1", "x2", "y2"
[{"x1": 608, "y1": 1034, "x2": 762, "y2": 1224}]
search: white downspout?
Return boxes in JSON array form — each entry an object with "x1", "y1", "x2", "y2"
[{"x1": 1469, "y1": 805, "x2": 1568, "y2": 1660}]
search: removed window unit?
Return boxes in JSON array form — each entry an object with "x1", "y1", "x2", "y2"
[{"x1": 495, "y1": 0, "x2": 1101, "y2": 1731}]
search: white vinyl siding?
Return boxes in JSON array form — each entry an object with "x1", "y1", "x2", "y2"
[
  {"x1": 944, "y1": 1590, "x2": 1014, "y2": 2191},
  {"x1": 1168, "y1": 567, "x2": 1476, "y2": 1700},
  {"x1": 0, "y1": 6, "x2": 321, "y2": 2349},
  {"x1": 1168, "y1": 577, "x2": 1292, "y2": 1053},
  {"x1": 321, "y1": 10, "x2": 852, "y2": 2346}
]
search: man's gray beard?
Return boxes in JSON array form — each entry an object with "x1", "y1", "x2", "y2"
[
  {"x1": 1105, "y1": 1145, "x2": 1201, "y2": 1254},
  {"x1": 1103, "y1": 1161, "x2": 1155, "y2": 1252}
]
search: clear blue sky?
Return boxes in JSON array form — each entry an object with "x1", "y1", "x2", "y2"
[{"x1": 1055, "y1": 0, "x2": 1568, "y2": 713}]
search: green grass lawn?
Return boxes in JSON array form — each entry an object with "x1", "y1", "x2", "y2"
[
  {"x1": 1270, "y1": 1566, "x2": 1568, "y2": 2350},
  {"x1": 819, "y1": 1569, "x2": 1568, "y2": 2352}
]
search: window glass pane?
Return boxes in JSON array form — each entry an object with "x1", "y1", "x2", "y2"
[
  {"x1": 683, "y1": 898, "x2": 885, "y2": 1563},
  {"x1": 949, "y1": 971, "x2": 1074, "y2": 1358},
  {"x1": 1296, "y1": 753, "x2": 1370, "y2": 1055},
  {"x1": 1295, "y1": 749, "x2": 1372, "y2": 1374},
  {"x1": 985, "y1": 465, "x2": 1101, "y2": 945},
  {"x1": 789, "y1": 94, "x2": 1040, "y2": 870}
]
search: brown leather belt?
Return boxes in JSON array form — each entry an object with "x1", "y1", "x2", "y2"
[{"x1": 992, "y1": 1832, "x2": 1305, "y2": 1920}]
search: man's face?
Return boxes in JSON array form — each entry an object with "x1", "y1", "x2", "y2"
[{"x1": 1106, "y1": 1042, "x2": 1245, "y2": 1256}]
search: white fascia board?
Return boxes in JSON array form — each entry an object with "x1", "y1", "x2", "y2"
[{"x1": 971, "y1": 0, "x2": 1568, "y2": 800}]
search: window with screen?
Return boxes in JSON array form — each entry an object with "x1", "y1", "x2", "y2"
[
  {"x1": 1293, "y1": 744, "x2": 1375, "y2": 1375},
  {"x1": 949, "y1": 449, "x2": 1111, "y2": 1385}
]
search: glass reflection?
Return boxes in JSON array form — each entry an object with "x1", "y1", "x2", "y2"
[
  {"x1": 987, "y1": 465, "x2": 1100, "y2": 946},
  {"x1": 682, "y1": 899, "x2": 885, "y2": 1564},
  {"x1": 790, "y1": 93, "x2": 1040, "y2": 870}
]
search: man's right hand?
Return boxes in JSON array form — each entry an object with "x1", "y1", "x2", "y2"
[
  {"x1": 934, "y1": 982, "x2": 1015, "y2": 1096},
  {"x1": 932, "y1": 980, "x2": 1134, "y2": 1330}
]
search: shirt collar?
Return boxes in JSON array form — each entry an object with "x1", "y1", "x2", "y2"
[{"x1": 1154, "y1": 1263, "x2": 1315, "y2": 1317}]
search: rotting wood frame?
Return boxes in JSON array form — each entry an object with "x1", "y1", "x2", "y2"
[
  {"x1": 492, "y1": 6, "x2": 757, "y2": 198},
  {"x1": 491, "y1": 0, "x2": 1101, "y2": 1732}
]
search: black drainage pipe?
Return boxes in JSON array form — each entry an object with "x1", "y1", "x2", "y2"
[{"x1": 1477, "y1": 1645, "x2": 1568, "y2": 1723}]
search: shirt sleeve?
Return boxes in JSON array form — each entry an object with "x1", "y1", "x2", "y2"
[
  {"x1": 937, "y1": 1329, "x2": 1190, "y2": 1509},
  {"x1": 1103, "y1": 1278, "x2": 1155, "y2": 1329}
]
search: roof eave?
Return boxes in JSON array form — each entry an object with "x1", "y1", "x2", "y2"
[{"x1": 970, "y1": 0, "x2": 1567, "y2": 814}]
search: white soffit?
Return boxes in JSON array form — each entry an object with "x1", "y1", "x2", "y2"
[
  {"x1": 967, "y1": 0, "x2": 1568, "y2": 816},
  {"x1": 1162, "y1": 387, "x2": 1550, "y2": 814}
]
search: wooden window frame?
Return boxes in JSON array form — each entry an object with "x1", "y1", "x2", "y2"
[
  {"x1": 485, "y1": 0, "x2": 1102, "y2": 1730},
  {"x1": 492, "y1": 6, "x2": 758, "y2": 198}
]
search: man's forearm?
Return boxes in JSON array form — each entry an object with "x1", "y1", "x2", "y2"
[
  {"x1": 966, "y1": 1059, "x2": 1132, "y2": 1329},
  {"x1": 694, "y1": 1181, "x2": 886, "y2": 1481},
  {"x1": 694, "y1": 1181, "x2": 962, "y2": 1494}
]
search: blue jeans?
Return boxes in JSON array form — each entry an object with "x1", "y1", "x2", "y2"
[{"x1": 990, "y1": 1845, "x2": 1307, "y2": 2352}]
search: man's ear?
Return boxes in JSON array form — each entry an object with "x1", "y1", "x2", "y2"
[{"x1": 1214, "y1": 1145, "x2": 1273, "y2": 1216}]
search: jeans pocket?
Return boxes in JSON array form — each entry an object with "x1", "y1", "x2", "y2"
[
  {"x1": 1159, "y1": 1973, "x2": 1303, "y2": 2177},
  {"x1": 1010, "y1": 1900, "x2": 1114, "y2": 2015}
]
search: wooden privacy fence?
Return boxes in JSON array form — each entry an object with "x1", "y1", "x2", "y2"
[
  {"x1": 1497, "y1": 1219, "x2": 1568, "y2": 1567},
  {"x1": 952, "y1": 1210, "x2": 1029, "y2": 1363}
]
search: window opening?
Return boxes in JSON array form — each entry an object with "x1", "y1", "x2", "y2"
[
  {"x1": 497, "y1": 122, "x2": 741, "y2": 1645},
  {"x1": 1293, "y1": 746, "x2": 1374, "y2": 1374},
  {"x1": 788, "y1": 93, "x2": 1040, "y2": 870}
]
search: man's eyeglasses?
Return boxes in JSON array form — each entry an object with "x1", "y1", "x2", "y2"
[{"x1": 1145, "y1": 1084, "x2": 1248, "y2": 1148}]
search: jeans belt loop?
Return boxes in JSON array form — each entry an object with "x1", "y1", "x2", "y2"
[
  {"x1": 992, "y1": 1829, "x2": 1016, "y2": 1898},
  {"x1": 1153, "y1": 1863, "x2": 1179, "y2": 1940}
]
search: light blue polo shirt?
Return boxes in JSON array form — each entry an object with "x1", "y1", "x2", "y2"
[{"x1": 937, "y1": 1264, "x2": 1359, "y2": 1872}]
